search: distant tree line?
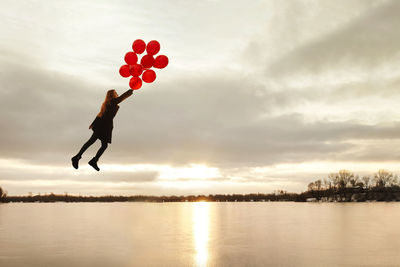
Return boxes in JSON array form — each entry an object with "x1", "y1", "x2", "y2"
[
  {"x1": 1, "y1": 169, "x2": 400, "y2": 203},
  {"x1": 298, "y1": 169, "x2": 400, "y2": 202},
  {"x1": 0, "y1": 190, "x2": 298, "y2": 203}
]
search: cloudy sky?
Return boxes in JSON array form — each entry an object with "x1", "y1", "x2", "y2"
[{"x1": 1, "y1": 0, "x2": 400, "y2": 196}]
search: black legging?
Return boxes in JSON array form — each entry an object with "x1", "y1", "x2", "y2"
[{"x1": 77, "y1": 132, "x2": 108, "y2": 160}]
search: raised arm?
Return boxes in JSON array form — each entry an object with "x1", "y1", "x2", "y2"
[{"x1": 115, "y1": 89, "x2": 133, "y2": 104}]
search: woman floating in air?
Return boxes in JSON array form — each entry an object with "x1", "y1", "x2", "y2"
[{"x1": 72, "y1": 89, "x2": 133, "y2": 171}]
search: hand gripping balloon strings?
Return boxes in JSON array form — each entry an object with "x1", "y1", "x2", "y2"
[{"x1": 119, "y1": 39, "x2": 169, "y2": 90}]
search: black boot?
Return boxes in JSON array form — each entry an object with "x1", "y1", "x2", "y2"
[
  {"x1": 71, "y1": 155, "x2": 81, "y2": 169},
  {"x1": 88, "y1": 157, "x2": 100, "y2": 171}
]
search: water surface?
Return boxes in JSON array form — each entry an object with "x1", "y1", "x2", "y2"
[{"x1": 1, "y1": 202, "x2": 399, "y2": 266}]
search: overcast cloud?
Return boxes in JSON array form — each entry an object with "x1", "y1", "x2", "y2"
[{"x1": 1, "y1": 0, "x2": 400, "y2": 195}]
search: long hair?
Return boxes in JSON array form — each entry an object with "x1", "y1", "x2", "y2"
[{"x1": 97, "y1": 89, "x2": 117, "y2": 117}]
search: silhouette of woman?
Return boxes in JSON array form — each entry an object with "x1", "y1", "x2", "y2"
[{"x1": 72, "y1": 89, "x2": 133, "y2": 171}]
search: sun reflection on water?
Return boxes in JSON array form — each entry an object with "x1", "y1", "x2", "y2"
[{"x1": 193, "y1": 202, "x2": 210, "y2": 267}]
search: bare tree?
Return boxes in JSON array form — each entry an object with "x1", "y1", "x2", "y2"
[
  {"x1": 338, "y1": 170, "x2": 354, "y2": 189},
  {"x1": 308, "y1": 182, "x2": 315, "y2": 192},
  {"x1": 349, "y1": 175, "x2": 360, "y2": 188},
  {"x1": 328, "y1": 173, "x2": 340, "y2": 200},
  {"x1": 323, "y1": 178, "x2": 331, "y2": 190},
  {"x1": 328, "y1": 173, "x2": 339, "y2": 190},
  {"x1": 390, "y1": 175, "x2": 399, "y2": 187},
  {"x1": 315, "y1": 180, "x2": 322, "y2": 191},
  {"x1": 374, "y1": 169, "x2": 393, "y2": 187},
  {"x1": 0, "y1": 187, "x2": 6, "y2": 199},
  {"x1": 362, "y1": 176, "x2": 371, "y2": 189},
  {"x1": 314, "y1": 179, "x2": 323, "y2": 200}
]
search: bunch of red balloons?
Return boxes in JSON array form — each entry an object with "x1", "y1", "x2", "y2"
[{"x1": 119, "y1": 39, "x2": 169, "y2": 90}]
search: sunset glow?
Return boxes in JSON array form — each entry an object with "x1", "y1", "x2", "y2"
[{"x1": 193, "y1": 202, "x2": 210, "y2": 267}]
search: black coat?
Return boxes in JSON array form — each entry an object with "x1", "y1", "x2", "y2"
[{"x1": 90, "y1": 89, "x2": 133, "y2": 143}]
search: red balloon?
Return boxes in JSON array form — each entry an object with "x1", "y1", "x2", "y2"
[
  {"x1": 119, "y1": 65, "x2": 131, "y2": 77},
  {"x1": 129, "y1": 77, "x2": 142, "y2": 90},
  {"x1": 124, "y1": 52, "x2": 138, "y2": 64},
  {"x1": 154, "y1": 55, "x2": 169, "y2": 69},
  {"x1": 146, "y1": 40, "x2": 160, "y2": 55},
  {"x1": 142, "y1": 70, "x2": 156, "y2": 83},
  {"x1": 140, "y1": 54, "x2": 155, "y2": 68},
  {"x1": 132, "y1": 39, "x2": 146, "y2": 54},
  {"x1": 129, "y1": 64, "x2": 143, "y2": 77}
]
